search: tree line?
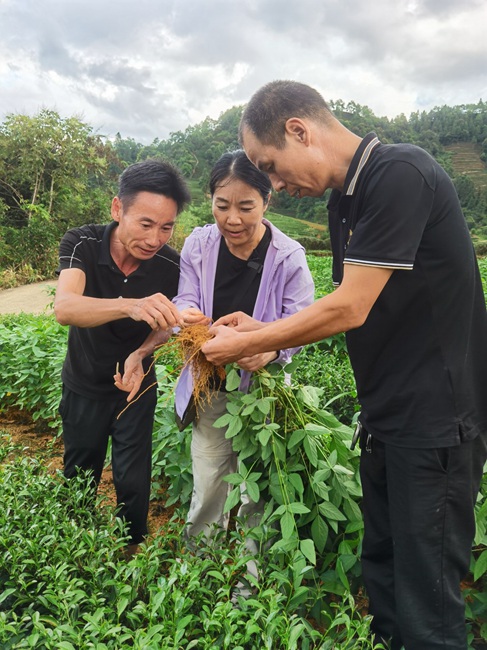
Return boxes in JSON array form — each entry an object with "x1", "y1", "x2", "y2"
[{"x1": 1, "y1": 100, "x2": 487, "y2": 286}]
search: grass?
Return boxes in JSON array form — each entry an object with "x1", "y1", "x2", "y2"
[{"x1": 266, "y1": 211, "x2": 327, "y2": 239}]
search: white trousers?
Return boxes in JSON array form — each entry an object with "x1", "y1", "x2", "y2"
[{"x1": 186, "y1": 391, "x2": 263, "y2": 578}]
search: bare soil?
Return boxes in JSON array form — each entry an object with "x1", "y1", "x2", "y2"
[
  {"x1": 0, "y1": 409, "x2": 174, "y2": 538},
  {"x1": 0, "y1": 279, "x2": 57, "y2": 315}
]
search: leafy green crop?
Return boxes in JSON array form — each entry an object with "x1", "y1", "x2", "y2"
[
  {"x1": 0, "y1": 313, "x2": 66, "y2": 429},
  {"x1": 0, "y1": 253, "x2": 485, "y2": 647},
  {"x1": 214, "y1": 363, "x2": 363, "y2": 612},
  {"x1": 0, "y1": 436, "x2": 382, "y2": 648}
]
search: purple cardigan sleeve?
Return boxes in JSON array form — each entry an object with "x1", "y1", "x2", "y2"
[{"x1": 262, "y1": 246, "x2": 315, "y2": 367}]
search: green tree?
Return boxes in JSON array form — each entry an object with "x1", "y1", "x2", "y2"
[
  {"x1": 0, "y1": 109, "x2": 114, "y2": 228},
  {"x1": 0, "y1": 110, "x2": 120, "y2": 281}
]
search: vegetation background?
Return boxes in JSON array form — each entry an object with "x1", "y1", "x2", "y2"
[
  {"x1": 0, "y1": 101, "x2": 486, "y2": 648},
  {"x1": 1, "y1": 99, "x2": 487, "y2": 287}
]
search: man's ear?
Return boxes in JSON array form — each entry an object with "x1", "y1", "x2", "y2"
[
  {"x1": 111, "y1": 196, "x2": 122, "y2": 222},
  {"x1": 284, "y1": 118, "x2": 310, "y2": 145}
]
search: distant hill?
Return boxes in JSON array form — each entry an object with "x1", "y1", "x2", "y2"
[
  {"x1": 266, "y1": 211, "x2": 327, "y2": 238},
  {"x1": 445, "y1": 142, "x2": 487, "y2": 190}
]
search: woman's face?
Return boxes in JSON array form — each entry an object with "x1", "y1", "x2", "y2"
[{"x1": 212, "y1": 177, "x2": 268, "y2": 259}]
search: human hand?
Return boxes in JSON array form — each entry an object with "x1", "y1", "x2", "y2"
[
  {"x1": 212, "y1": 311, "x2": 263, "y2": 332},
  {"x1": 128, "y1": 293, "x2": 182, "y2": 330},
  {"x1": 114, "y1": 353, "x2": 145, "y2": 402},
  {"x1": 201, "y1": 326, "x2": 247, "y2": 365},
  {"x1": 237, "y1": 351, "x2": 278, "y2": 372},
  {"x1": 180, "y1": 307, "x2": 211, "y2": 327}
]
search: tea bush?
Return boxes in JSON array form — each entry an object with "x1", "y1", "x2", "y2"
[
  {"x1": 0, "y1": 313, "x2": 66, "y2": 429},
  {"x1": 0, "y1": 437, "x2": 382, "y2": 649}
]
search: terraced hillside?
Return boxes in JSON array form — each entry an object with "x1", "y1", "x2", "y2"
[
  {"x1": 445, "y1": 142, "x2": 487, "y2": 190},
  {"x1": 266, "y1": 211, "x2": 327, "y2": 239}
]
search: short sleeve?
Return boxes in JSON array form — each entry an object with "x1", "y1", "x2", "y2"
[
  {"x1": 57, "y1": 228, "x2": 89, "y2": 274},
  {"x1": 345, "y1": 160, "x2": 435, "y2": 270}
]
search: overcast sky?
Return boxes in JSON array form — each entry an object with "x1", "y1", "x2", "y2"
[{"x1": 1, "y1": 0, "x2": 486, "y2": 144}]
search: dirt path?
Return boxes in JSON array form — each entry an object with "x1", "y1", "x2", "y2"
[{"x1": 0, "y1": 279, "x2": 57, "y2": 315}]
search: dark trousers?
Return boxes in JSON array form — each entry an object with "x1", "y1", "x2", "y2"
[
  {"x1": 359, "y1": 431, "x2": 487, "y2": 650},
  {"x1": 59, "y1": 385, "x2": 157, "y2": 545}
]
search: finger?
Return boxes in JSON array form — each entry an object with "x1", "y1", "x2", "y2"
[
  {"x1": 212, "y1": 314, "x2": 238, "y2": 327},
  {"x1": 158, "y1": 300, "x2": 183, "y2": 327},
  {"x1": 127, "y1": 385, "x2": 139, "y2": 402},
  {"x1": 114, "y1": 378, "x2": 131, "y2": 392},
  {"x1": 152, "y1": 306, "x2": 179, "y2": 329}
]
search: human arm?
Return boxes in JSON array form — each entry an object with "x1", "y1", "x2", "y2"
[
  {"x1": 213, "y1": 314, "x2": 278, "y2": 371},
  {"x1": 202, "y1": 263, "x2": 393, "y2": 365},
  {"x1": 54, "y1": 267, "x2": 182, "y2": 330},
  {"x1": 172, "y1": 229, "x2": 206, "y2": 314},
  {"x1": 113, "y1": 326, "x2": 173, "y2": 401}
]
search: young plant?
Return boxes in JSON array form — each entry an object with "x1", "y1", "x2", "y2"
[{"x1": 216, "y1": 361, "x2": 364, "y2": 615}]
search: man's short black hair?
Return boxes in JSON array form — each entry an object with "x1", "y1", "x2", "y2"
[
  {"x1": 118, "y1": 159, "x2": 191, "y2": 214},
  {"x1": 239, "y1": 80, "x2": 334, "y2": 149}
]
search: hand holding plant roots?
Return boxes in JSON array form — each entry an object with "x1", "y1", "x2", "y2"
[
  {"x1": 174, "y1": 323, "x2": 226, "y2": 409},
  {"x1": 117, "y1": 323, "x2": 225, "y2": 419}
]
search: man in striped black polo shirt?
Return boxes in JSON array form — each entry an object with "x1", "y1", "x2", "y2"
[{"x1": 203, "y1": 81, "x2": 487, "y2": 650}]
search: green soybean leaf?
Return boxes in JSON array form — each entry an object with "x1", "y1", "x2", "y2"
[
  {"x1": 281, "y1": 511, "x2": 295, "y2": 539},
  {"x1": 319, "y1": 501, "x2": 347, "y2": 521},
  {"x1": 300, "y1": 538, "x2": 316, "y2": 565},
  {"x1": 222, "y1": 472, "x2": 244, "y2": 485},
  {"x1": 225, "y1": 367, "x2": 241, "y2": 391},
  {"x1": 287, "y1": 428, "x2": 306, "y2": 449},
  {"x1": 213, "y1": 413, "x2": 234, "y2": 428},
  {"x1": 474, "y1": 549, "x2": 487, "y2": 581},
  {"x1": 303, "y1": 436, "x2": 318, "y2": 467},
  {"x1": 288, "y1": 472, "x2": 304, "y2": 495},
  {"x1": 257, "y1": 427, "x2": 272, "y2": 446},
  {"x1": 311, "y1": 515, "x2": 329, "y2": 553},
  {"x1": 245, "y1": 480, "x2": 260, "y2": 503},
  {"x1": 223, "y1": 486, "x2": 241, "y2": 513},
  {"x1": 287, "y1": 502, "x2": 310, "y2": 515},
  {"x1": 225, "y1": 416, "x2": 243, "y2": 438}
]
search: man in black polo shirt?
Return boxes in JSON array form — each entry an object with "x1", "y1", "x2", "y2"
[
  {"x1": 202, "y1": 81, "x2": 487, "y2": 649},
  {"x1": 54, "y1": 159, "x2": 190, "y2": 555}
]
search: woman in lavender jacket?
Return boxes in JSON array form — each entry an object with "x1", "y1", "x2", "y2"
[{"x1": 174, "y1": 151, "x2": 314, "y2": 558}]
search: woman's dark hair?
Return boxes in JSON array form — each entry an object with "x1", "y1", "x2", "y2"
[
  {"x1": 209, "y1": 150, "x2": 272, "y2": 203},
  {"x1": 118, "y1": 158, "x2": 191, "y2": 214}
]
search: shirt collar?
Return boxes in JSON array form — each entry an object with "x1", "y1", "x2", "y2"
[
  {"x1": 342, "y1": 132, "x2": 381, "y2": 196},
  {"x1": 99, "y1": 221, "x2": 118, "y2": 266},
  {"x1": 98, "y1": 221, "x2": 149, "y2": 277}
]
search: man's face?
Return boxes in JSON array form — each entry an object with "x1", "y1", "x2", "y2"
[
  {"x1": 242, "y1": 124, "x2": 325, "y2": 199},
  {"x1": 111, "y1": 191, "x2": 177, "y2": 260}
]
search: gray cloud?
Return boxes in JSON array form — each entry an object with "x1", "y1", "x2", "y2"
[{"x1": 0, "y1": 0, "x2": 485, "y2": 142}]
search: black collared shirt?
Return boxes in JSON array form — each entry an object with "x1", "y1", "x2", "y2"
[
  {"x1": 328, "y1": 134, "x2": 487, "y2": 447},
  {"x1": 57, "y1": 222, "x2": 180, "y2": 399},
  {"x1": 212, "y1": 225, "x2": 272, "y2": 322}
]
